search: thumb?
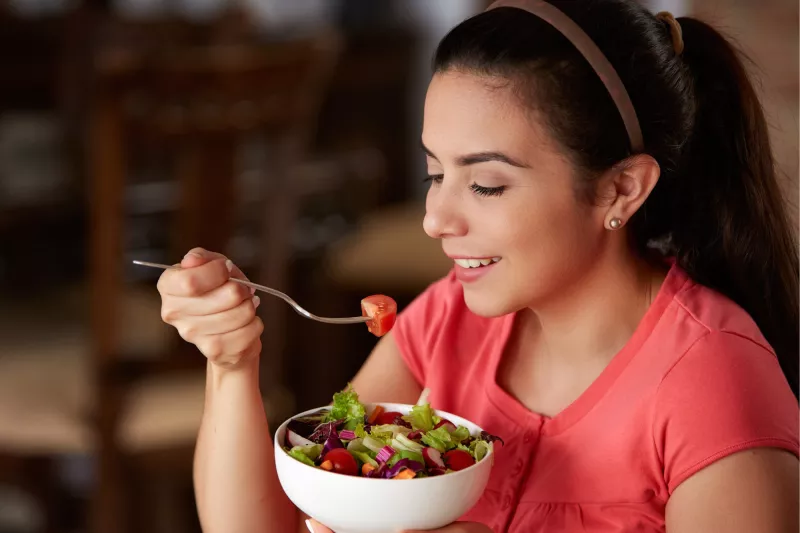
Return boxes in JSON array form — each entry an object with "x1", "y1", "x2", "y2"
[
  {"x1": 305, "y1": 519, "x2": 334, "y2": 533},
  {"x1": 180, "y1": 247, "x2": 226, "y2": 269}
]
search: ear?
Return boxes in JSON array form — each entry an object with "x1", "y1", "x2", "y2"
[{"x1": 597, "y1": 154, "x2": 661, "y2": 230}]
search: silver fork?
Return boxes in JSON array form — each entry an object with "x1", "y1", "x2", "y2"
[{"x1": 132, "y1": 260, "x2": 369, "y2": 325}]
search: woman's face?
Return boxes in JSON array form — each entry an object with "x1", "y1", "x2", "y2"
[{"x1": 422, "y1": 70, "x2": 610, "y2": 317}]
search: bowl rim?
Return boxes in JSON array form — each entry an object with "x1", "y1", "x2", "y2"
[{"x1": 274, "y1": 402, "x2": 495, "y2": 483}]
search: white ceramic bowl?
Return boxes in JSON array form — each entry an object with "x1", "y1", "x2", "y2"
[{"x1": 274, "y1": 403, "x2": 494, "y2": 533}]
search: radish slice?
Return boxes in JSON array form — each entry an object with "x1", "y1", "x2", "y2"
[
  {"x1": 434, "y1": 420, "x2": 457, "y2": 433},
  {"x1": 422, "y1": 447, "x2": 446, "y2": 469},
  {"x1": 287, "y1": 430, "x2": 315, "y2": 448},
  {"x1": 428, "y1": 466, "x2": 446, "y2": 476}
]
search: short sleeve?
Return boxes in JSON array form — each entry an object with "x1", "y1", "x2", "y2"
[
  {"x1": 654, "y1": 331, "x2": 799, "y2": 493},
  {"x1": 391, "y1": 271, "x2": 460, "y2": 387}
]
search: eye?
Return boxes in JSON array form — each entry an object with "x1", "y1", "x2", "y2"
[
  {"x1": 423, "y1": 174, "x2": 444, "y2": 185},
  {"x1": 470, "y1": 183, "x2": 506, "y2": 197}
]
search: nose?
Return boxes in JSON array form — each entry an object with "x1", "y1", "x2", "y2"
[{"x1": 423, "y1": 187, "x2": 468, "y2": 239}]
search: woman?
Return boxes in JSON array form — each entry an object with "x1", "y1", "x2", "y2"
[{"x1": 156, "y1": 1, "x2": 799, "y2": 531}]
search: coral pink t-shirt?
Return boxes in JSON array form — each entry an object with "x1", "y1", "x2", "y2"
[{"x1": 392, "y1": 262, "x2": 798, "y2": 533}]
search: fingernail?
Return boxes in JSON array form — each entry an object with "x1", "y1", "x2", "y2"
[
  {"x1": 305, "y1": 519, "x2": 315, "y2": 533},
  {"x1": 250, "y1": 287, "x2": 256, "y2": 295},
  {"x1": 225, "y1": 259, "x2": 233, "y2": 272},
  {"x1": 184, "y1": 251, "x2": 202, "y2": 259},
  {"x1": 252, "y1": 296, "x2": 260, "y2": 309}
]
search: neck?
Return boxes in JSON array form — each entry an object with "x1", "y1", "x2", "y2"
[{"x1": 523, "y1": 248, "x2": 666, "y2": 364}]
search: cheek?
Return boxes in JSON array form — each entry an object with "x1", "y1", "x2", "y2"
[{"x1": 503, "y1": 197, "x2": 602, "y2": 291}]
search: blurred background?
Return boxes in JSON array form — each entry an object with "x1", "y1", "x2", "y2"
[{"x1": 0, "y1": 0, "x2": 795, "y2": 532}]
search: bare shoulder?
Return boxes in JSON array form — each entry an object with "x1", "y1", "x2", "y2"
[{"x1": 349, "y1": 332, "x2": 423, "y2": 405}]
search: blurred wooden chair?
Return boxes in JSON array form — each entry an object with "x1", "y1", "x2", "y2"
[
  {"x1": 323, "y1": 201, "x2": 451, "y2": 295},
  {"x1": 0, "y1": 30, "x2": 342, "y2": 533}
]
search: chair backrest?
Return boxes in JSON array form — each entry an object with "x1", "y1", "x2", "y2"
[{"x1": 88, "y1": 31, "x2": 341, "y2": 372}]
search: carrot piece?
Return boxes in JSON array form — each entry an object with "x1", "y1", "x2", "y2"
[
  {"x1": 367, "y1": 405, "x2": 385, "y2": 424},
  {"x1": 394, "y1": 469, "x2": 416, "y2": 480},
  {"x1": 320, "y1": 460, "x2": 333, "y2": 471},
  {"x1": 361, "y1": 463, "x2": 376, "y2": 476}
]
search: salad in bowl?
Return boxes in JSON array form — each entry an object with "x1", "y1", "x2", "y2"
[
  {"x1": 281, "y1": 385, "x2": 502, "y2": 479},
  {"x1": 273, "y1": 386, "x2": 503, "y2": 533}
]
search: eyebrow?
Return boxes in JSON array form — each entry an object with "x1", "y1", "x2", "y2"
[{"x1": 421, "y1": 140, "x2": 530, "y2": 169}]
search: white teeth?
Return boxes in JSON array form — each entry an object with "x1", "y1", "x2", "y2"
[{"x1": 454, "y1": 257, "x2": 502, "y2": 269}]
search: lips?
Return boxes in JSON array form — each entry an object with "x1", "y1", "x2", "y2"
[{"x1": 450, "y1": 256, "x2": 501, "y2": 283}]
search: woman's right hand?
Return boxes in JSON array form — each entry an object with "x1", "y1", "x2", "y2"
[{"x1": 157, "y1": 247, "x2": 263, "y2": 369}]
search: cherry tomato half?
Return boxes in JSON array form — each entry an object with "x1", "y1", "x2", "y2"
[
  {"x1": 361, "y1": 295, "x2": 397, "y2": 337},
  {"x1": 374, "y1": 410, "x2": 404, "y2": 426},
  {"x1": 443, "y1": 449, "x2": 475, "y2": 472},
  {"x1": 322, "y1": 448, "x2": 359, "y2": 476}
]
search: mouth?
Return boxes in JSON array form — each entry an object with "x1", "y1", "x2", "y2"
[{"x1": 452, "y1": 257, "x2": 501, "y2": 269}]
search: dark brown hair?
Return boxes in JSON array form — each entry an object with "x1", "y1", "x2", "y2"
[{"x1": 434, "y1": 1, "x2": 799, "y2": 396}]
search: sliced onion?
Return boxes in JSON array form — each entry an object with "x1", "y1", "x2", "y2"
[
  {"x1": 376, "y1": 445, "x2": 396, "y2": 464},
  {"x1": 339, "y1": 430, "x2": 357, "y2": 441},
  {"x1": 287, "y1": 430, "x2": 315, "y2": 448},
  {"x1": 394, "y1": 434, "x2": 423, "y2": 452},
  {"x1": 362, "y1": 436, "x2": 385, "y2": 453}
]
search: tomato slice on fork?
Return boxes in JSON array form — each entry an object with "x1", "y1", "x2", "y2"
[{"x1": 360, "y1": 295, "x2": 397, "y2": 337}]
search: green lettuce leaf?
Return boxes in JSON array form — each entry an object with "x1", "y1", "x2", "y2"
[
  {"x1": 450, "y1": 425, "x2": 471, "y2": 443},
  {"x1": 420, "y1": 426, "x2": 453, "y2": 453},
  {"x1": 403, "y1": 403, "x2": 435, "y2": 431},
  {"x1": 326, "y1": 384, "x2": 366, "y2": 430},
  {"x1": 287, "y1": 444, "x2": 322, "y2": 467}
]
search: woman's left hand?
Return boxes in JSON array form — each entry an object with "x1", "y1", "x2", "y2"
[{"x1": 306, "y1": 518, "x2": 493, "y2": 533}]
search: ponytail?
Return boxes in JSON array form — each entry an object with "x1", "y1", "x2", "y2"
[{"x1": 673, "y1": 18, "x2": 798, "y2": 396}]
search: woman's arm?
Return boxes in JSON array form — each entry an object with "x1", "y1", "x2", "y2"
[
  {"x1": 196, "y1": 330, "x2": 423, "y2": 533},
  {"x1": 666, "y1": 447, "x2": 799, "y2": 532}
]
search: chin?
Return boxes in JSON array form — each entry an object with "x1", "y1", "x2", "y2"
[{"x1": 461, "y1": 286, "x2": 520, "y2": 318}]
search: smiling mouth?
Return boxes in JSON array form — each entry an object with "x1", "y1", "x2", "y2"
[{"x1": 453, "y1": 257, "x2": 501, "y2": 269}]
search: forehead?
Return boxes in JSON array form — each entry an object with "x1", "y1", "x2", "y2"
[{"x1": 422, "y1": 70, "x2": 554, "y2": 158}]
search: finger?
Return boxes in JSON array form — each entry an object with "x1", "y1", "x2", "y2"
[
  {"x1": 195, "y1": 316, "x2": 264, "y2": 362},
  {"x1": 181, "y1": 249, "x2": 251, "y2": 290},
  {"x1": 158, "y1": 257, "x2": 231, "y2": 297},
  {"x1": 162, "y1": 279, "x2": 254, "y2": 320},
  {"x1": 174, "y1": 296, "x2": 259, "y2": 337},
  {"x1": 180, "y1": 247, "x2": 225, "y2": 269},
  {"x1": 305, "y1": 519, "x2": 333, "y2": 533}
]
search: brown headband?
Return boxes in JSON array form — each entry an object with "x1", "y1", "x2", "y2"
[{"x1": 486, "y1": 0, "x2": 644, "y2": 153}]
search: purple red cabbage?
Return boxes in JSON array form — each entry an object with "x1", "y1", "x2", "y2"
[
  {"x1": 286, "y1": 415, "x2": 324, "y2": 440},
  {"x1": 309, "y1": 419, "x2": 345, "y2": 444},
  {"x1": 392, "y1": 416, "x2": 412, "y2": 429},
  {"x1": 480, "y1": 431, "x2": 505, "y2": 446},
  {"x1": 384, "y1": 459, "x2": 424, "y2": 479},
  {"x1": 365, "y1": 463, "x2": 387, "y2": 478},
  {"x1": 321, "y1": 433, "x2": 344, "y2": 456}
]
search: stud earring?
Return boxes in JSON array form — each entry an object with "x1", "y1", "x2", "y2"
[{"x1": 609, "y1": 217, "x2": 623, "y2": 230}]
